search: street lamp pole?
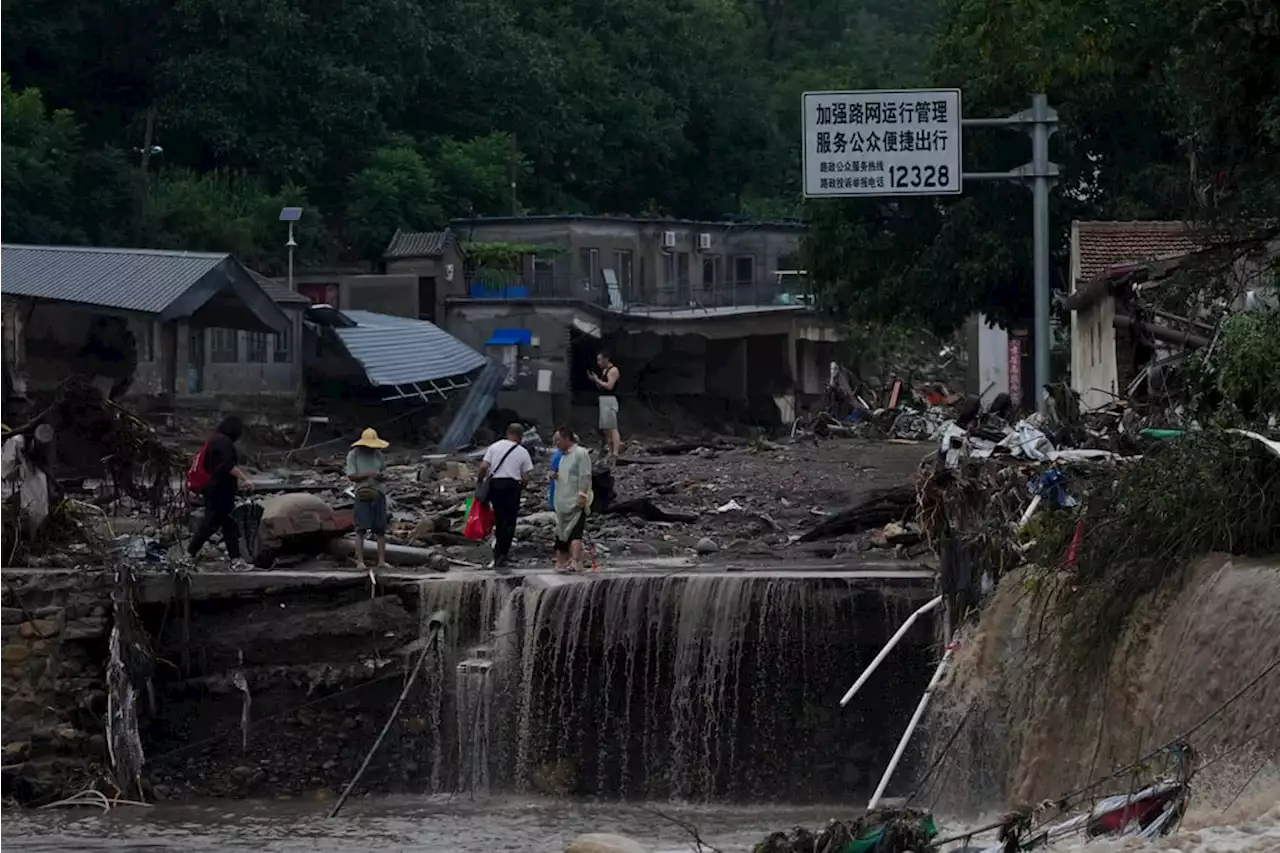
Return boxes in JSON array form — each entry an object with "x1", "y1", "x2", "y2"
[{"x1": 279, "y1": 207, "x2": 304, "y2": 291}]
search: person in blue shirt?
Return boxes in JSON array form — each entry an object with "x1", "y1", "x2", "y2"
[{"x1": 548, "y1": 447, "x2": 564, "y2": 510}]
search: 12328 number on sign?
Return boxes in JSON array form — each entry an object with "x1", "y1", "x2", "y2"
[{"x1": 888, "y1": 164, "x2": 950, "y2": 189}]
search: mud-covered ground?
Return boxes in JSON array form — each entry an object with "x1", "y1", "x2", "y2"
[{"x1": 230, "y1": 435, "x2": 933, "y2": 571}]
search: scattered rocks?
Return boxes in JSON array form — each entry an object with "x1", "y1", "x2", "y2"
[
  {"x1": 19, "y1": 617, "x2": 61, "y2": 639},
  {"x1": 2, "y1": 740, "x2": 31, "y2": 763},
  {"x1": 695, "y1": 537, "x2": 720, "y2": 554},
  {"x1": 2, "y1": 643, "x2": 31, "y2": 664}
]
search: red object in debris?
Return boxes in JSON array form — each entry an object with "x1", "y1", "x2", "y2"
[
  {"x1": 186, "y1": 441, "x2": 211, "y2": 493},
  {"x1": 462, "y1": 499, "x2": 495, "y2": 541},
  {"x1": 1064, "y1": 517, "x2": 1084, "y2": 569}
]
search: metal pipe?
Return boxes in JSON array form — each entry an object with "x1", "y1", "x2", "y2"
[
  {"x1": 867, "y1": 645, "x2": 954, "y2": 810},
  {"x1": 839, "y1": 595, "x2": 942, "y2": 707}
]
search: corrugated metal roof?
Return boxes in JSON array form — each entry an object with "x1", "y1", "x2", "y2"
[
  {"x1": 383, "y1": 229, "x2": 453, "y2": 259},
  {"x1": 1, "y1": 244, "x2": 231, "y2": 313},
  {"x1": 332, "y1": 310, "x2": 488, "y2": 387}
]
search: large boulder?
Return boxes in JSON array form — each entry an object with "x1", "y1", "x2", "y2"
[{"x1": 564, "y1": 833, "x2": 649, "y2": 853}]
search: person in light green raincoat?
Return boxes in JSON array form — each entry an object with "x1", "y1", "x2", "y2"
[{"x1": 550, "y1": 425, "x2": 593, "y2": 572}]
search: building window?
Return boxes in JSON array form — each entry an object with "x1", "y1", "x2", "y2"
[
  {"x1": 702, "y1": 255, "x2": 724, "y2": 288},
  {"x1": 246, "y1": 331, "x2": 268, "y2": 363},
  {"x1": 776, "y1": 252, "x2": 799, "y2": 273},
  {"x1": 273, "y1": 324, "x2": 292, "y2": 363},
  {"x1": 664, "y1": 252, "x2": 691, "y2": 288},
  {"x1": 733, "y1": 255, "x2": 755, "y2": 287},
  {"x1": 613, "y1": 250, "x2": 633, "y2": 298},
  {"x1": 532, "y1": 255, "x2": 555, "y2": 291},
  {"x1": 579, "y1": 248, "x2": 600, "y2": 289},
  {"x1": 130, "y1": 320, "x2": 155, "y2": 362},
  {"x1": 489, "y1": 345, "x2": 518, "y2": 388},
  {"x1": 210, "y1": 328, "x2": 239, "y2": 363}
]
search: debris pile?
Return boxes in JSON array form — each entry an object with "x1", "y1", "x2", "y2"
[{"x1": 753, "y1": 808, "x2": 937, "y2": 853}]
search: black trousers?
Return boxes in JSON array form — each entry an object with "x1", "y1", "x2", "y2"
[
  {"x1": 488, "y1": 478, "x2": 522, "y2": 561},
  {"x1": 189, "y1": 486, "x2": 242, "y2": 559}
]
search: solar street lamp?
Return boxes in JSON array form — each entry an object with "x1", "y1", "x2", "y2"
[{"x1": 279, "y1": 207, "x2": 303, "y2": 291}]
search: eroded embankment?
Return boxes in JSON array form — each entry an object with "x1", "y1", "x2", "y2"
[{"x1": 923, "y1": 553, "x2": 1280, "y2": 814}]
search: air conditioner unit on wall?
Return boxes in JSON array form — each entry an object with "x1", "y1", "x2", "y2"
[
  {"x1": 698, "y1": 233, "x2": 712, "y2": 251},
  {"x1": 661, "y1": 231, "x2": 677, "y2": 249}
]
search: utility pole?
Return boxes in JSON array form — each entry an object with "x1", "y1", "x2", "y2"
[
  {"x1": 136, "y1": 106, "x2": 158, "y2": 244},
  {"x1": 509, "y1": 133, "x2": 519, "y2": 216},
  {"x1": 960, "y1": 94, "x2": 1060, "y2": 414}
]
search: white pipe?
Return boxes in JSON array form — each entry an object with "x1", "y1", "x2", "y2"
[
  {"x1": 839, "y1": 595, "x2": 942, "y2": 707},
  {"x1": 1017, "y1": 492, "x2": 1042, "y2": 530},
  {"x1": 867, "y1": 645, "x2": 954, "y2": 810}
]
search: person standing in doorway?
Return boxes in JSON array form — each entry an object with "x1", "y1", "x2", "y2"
[
  {"x1": 187, "y1": 416, "x2": 254, "y2": 569},
  {"x1": 589, "y1": 351, "x2": 622, "y2": 459},
  {"x1": 346, "y1": 428, "x2": 390, "y2": 570},
  {"x1": 477, "y1": 423, "x2": 534, "y2": 571},
  {"x1": 549, "y1": 426, "x2": 593, "y2": 573}
]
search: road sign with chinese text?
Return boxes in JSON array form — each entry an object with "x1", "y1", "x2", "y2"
[{"x1": 803, "y1": 89, "x2": 963, "y2": 198}]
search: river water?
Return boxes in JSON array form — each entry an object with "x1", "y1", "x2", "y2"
[{"x1": 4, "y1": 791, "x2": 1278, "y2": 853}]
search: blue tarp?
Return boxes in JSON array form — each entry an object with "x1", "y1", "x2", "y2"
[{"x1": 486, "y1": 329, "x2": 533, "y2": 346}]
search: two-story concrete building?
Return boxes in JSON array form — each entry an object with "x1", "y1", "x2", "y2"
[
  {"x1": 451, "y1": 214, "x2": 806, "y2": 309},
  {"x1": 431, "y1": 216, "x2": 837, "y2": 430}
]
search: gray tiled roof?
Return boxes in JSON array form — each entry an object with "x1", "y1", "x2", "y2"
[
  {"x1": 332, "y1": 310, "x2": 487, "y2": 387},
  {"x1": 383, "y1": 229, "x2": 453, "y2": 259},
  {"x1": 1, "y1": 244, "x2": 229, "y2": 313},
  {"x1": 248, "y1": 269, "x2": 314, "y2": 305}
]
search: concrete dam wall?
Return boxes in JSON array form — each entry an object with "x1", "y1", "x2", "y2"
[{"x1": 115, "y1": 569, "x2": 938, "y2": 803}]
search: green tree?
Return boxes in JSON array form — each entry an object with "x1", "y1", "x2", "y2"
[
  {"x1": 431, "y1": 133, "x2": 528, "y2": 218},
  {"x1": 143, "y1": 169, "x2": 330, "y2": 272},
  {"x1": 2, "y1": 73, "x2": 140, "y2": 246},
  {"x1": 345, "y1": 140, "x2": 443, "y2": 258},
  {"x1": 2, "y1": 73, "x2": 85, "y2": 243},
  {"x1": 804, "y1": 0, "x2": 1196, "y2": 332}
]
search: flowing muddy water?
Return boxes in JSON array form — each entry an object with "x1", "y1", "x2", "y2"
[{"x1": 3, "y1": 789, "x2": 1278, "y2": 853}]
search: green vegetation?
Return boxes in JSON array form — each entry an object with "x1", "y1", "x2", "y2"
[
  {"x1": 2, "y1": 0, "x2": 1276, "y2": 331},
  {"x1": 0, "y1": 0, "x2": 940, "y2": 272}
]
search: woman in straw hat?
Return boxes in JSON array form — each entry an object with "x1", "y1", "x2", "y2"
[{"x1": 346, "y1": 427, "x2": 390, "y2": 569}]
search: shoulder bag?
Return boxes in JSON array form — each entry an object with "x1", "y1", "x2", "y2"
[{"x1": 476, "y1": 443, "x2": 520, "y2": 506}]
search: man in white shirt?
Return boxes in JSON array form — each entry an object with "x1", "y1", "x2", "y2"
[{"x1": 477, "y1": 423, "x2": 534, "y2": 570}]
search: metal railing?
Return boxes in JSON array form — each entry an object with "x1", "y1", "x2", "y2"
[{"x1": 460, "y1": 271, "x2": 810, "y2": 310}]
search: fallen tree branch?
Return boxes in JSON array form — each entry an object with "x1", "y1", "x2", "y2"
[{"x1": 641, "y1": 804, "x2": 723, "y2": 853}]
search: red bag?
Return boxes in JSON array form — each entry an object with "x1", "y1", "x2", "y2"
[
  {"x1": 462, "y1": 497, "x2": 495, "y2": 541},
  {"x1": 186, "y1": 441, "x2": 211, "y2": 492}
]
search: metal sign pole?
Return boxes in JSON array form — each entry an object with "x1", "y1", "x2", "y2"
[
  {"x1": 961, "y1": 94, "x2": 1059, "y2": 414},
  {"x1": 801, "y1": 90, "x2": 1059, "y2": 413}
]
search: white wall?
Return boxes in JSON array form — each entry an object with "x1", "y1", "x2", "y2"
[{"x1": 974, "y1": 314, "x2": 1009, "y2": 406}]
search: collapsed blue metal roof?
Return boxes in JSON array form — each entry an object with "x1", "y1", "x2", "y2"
[{"x1": 331, "y1": 310, "x2": 488, "y2": 387}]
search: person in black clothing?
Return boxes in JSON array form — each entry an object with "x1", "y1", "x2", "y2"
[{"x1": 187, "y1": 416, "x2": 254, "y2": 568}]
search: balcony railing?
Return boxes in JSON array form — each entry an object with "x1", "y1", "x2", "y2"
[{"x1": 461, "y1": 270, "x2": 811, "y2": 311}]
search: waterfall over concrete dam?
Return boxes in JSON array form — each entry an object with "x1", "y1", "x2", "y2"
[{"x1": 133, "y1": 567, "x2": 938, "y2": 803}]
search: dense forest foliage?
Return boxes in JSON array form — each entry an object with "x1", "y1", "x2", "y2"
[{"x1": 3, "y1": 0, "x2": 1277, "y2": 331}]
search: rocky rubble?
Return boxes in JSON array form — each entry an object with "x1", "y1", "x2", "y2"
[{"x1": 1, "y1": 574, "x2": 115, "y2": 804}]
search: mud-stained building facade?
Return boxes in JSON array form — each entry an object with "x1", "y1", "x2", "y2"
[
  {"x1": 1, "y1": 244, "x2": 307, "y2": 411},
  {"x1": 429, "y1": 216, "x2": 838, "y2": 429}
]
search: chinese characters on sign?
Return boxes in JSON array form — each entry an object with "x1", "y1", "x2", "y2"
[
  {"x1": 803, "y1": 89, "x2": 963, "y2": 198},
  {"x1": 1008, "y1": 337, "x2": 1023, "y2": 406}
]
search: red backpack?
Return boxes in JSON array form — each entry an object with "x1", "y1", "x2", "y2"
[{"x1": 186, "y1": 441, "x2": 211, "y2": 492}]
